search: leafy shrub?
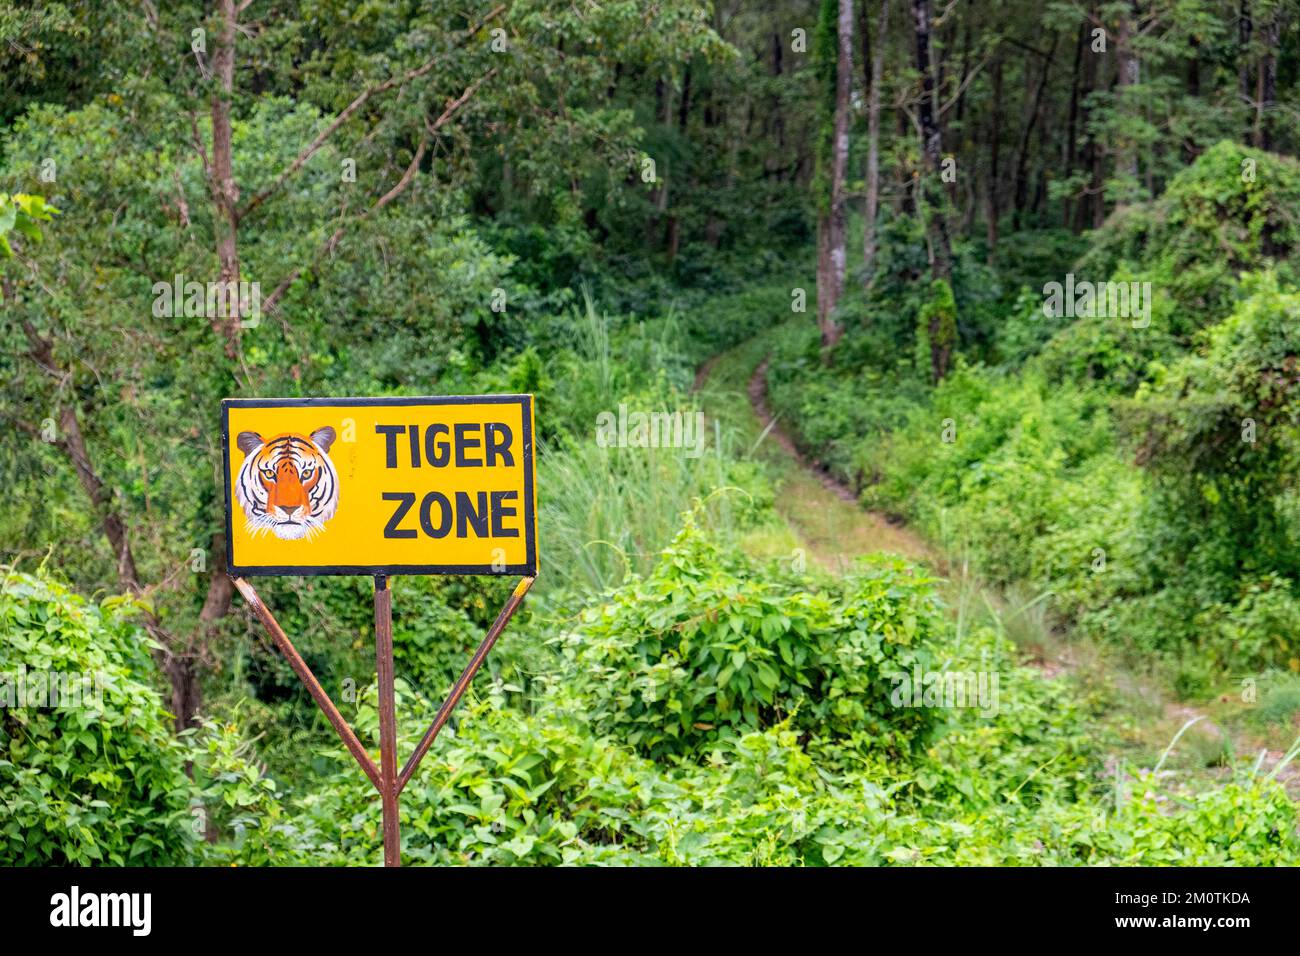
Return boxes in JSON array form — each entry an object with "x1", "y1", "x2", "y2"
[
  {"x1": 1077, "y1": 142, "x2": 1300, "y2": 326},
  {"x1": 1193, "y1": 576, "x2": 1300, "y2": 671},
  {"x1": 1028, "y1": 143, "x2": 1300, "y2": 395},
  {"x1": 1034, "y1": 280, "x2": 1180, "y2": 392},
  {"x1": 0, "y1": 571, "x2": 195, "y2": 864},
  {"x1": 766, "y1": 322, "x2": 930, "y2": 489},
  {"x1": 987, "y1": 228, "x2": 1090, "y2": 295},
  {"x1": 190, "y1": 717, "x2": 302, "y2": 867},
  {"x1": 559, "y1": 519, "x2": 942, "y2": 759},
  {"x1": 916, "y1": 279, "x2": 958, "y2": 381},
  {"x1": 184, "y1": 517, "x2": 1298, "y2": 867},
  {"x1": 877, "y1": 775, "x2": 1300, "y2": 865},
  {"x1": 201, "y1": 686, "x2": 659, "y2": 867},
  {"x1": 390, "y1": 582, "x2": 496, "y2": 692},
  {"x1": 1245, "y1": 670, "x2": 1300, "y2": 732},
  {"x1": 1066, "y1": 774, "x2": 1300, "y2": 865},
  {"x1": 1118, "y1": 273, "x2": 1300, "y2": 582}
]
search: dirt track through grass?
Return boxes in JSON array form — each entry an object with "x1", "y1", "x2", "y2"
[
  {"x1": 697, "y1": 332, "x2": 1300, "y2": 799},
  {"x1": 695, "y1": 336, "x2": 930, "y2": 573}
]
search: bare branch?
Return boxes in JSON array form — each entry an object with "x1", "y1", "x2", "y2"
[
  {"x1": 238, "y1": 3, "x2": 505, "y2": 221},
  {"x1": 426, "y1": 68, "x2": 495, "y2": 134},
  {"x1": 263, "y1": 68, "x2": 496, "y2": 313},
  {"x1": 939, "y1": 55, "x2": 988, "y2": 118},
  {"x1": 374, "y1": 136, "x2": 429, "y2": 210},
  {"x1": 263, "y1": 137, "x2": 428, "y2": 311}
]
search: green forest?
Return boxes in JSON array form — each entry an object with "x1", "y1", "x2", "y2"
[{"x1": 3, "y1": 0, "x2": 1300, "y2": 867}]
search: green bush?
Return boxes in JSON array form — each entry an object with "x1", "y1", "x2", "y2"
[
  {"x1": 1076, "y1": 142, "x2": 1300, "y2": 327},
  {"x1": 189, "y1": 716, "x2": 304, "y2": 867},
  {"x1": 559, "y1": 519, "x2": 942, "y2": 759},
  {"x1": 182, "y1": 515, "x2": 1298, "y2": 868},
  {"x1": 0, "y1": 571, "x2": 195, "y2": 864},
  {"x1": 1118, "y1": 273, "x2": 1300, "y2": 583},
  {"x1": 766, "y1": 321, "x2": 930, "y2": 489},
  {"x1": 1026, "y1": 143, "x2": 1300, "y2": 395},
  {"x1": 1193, "y1": 576, "x2": 1300, "y2": 671}
]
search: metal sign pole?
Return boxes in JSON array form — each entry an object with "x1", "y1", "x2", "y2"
[
  {"x1": 231, "y1": 573, "x2": 536, "y2": 867},
  {"x1": 373, "y1": 575, "x2": 400, "y2": 867}
]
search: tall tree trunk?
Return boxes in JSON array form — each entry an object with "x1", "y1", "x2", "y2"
[
  {"x1": 678, "y1": 64, "x2": 692, "y2": 131},
  {"x1": 859, "y1": 0, "x2": 873, "y2": 98},
  {"x1": 816, "y1": 216, "x2": 832, "y2": 339},
  {"x1": 1065, "y1": 24, "x2": 1085, "y2": 225},
  {"x1": 1115, "y1": 1, "x2": 1140, "y2": 188},
  {"x1": 911, "y1": 0, "x2": 952, "y2": 280},
  {"x1": 1013, "y1": 37, "x2": 1057, "y2": 228},
  {"x1": 863, "y1": 0, "x2": 890, "y2": 288},
  {"x1": 1259, "y1": 12, "x2": 1278, "y2": 150},
  {"x1": 814, "y1": 0, "x2": 849, "y2": 350},
  {"x1": 1240, "y1": 0, "x2": 1254, "y2": 141},
  {"x1": 771, "y1": 32, "x2": 785, "y2": 158},
  {"x1": 955, "y1": 20, "x2": 971, "y2": 127},
  {"x1": 824, "y1": 0, "x2": 853, "y2": 349},
  {"x1": 209, "y1": 0, "x2": 244, "y2": 358},
  {"x1": 912, "y1": 0, "x2": 955, "y2": 380},
  {"x1": 1183, "y1": 35, "x2": 1201, "y2": 163},
  {"x1": 665, "y1": 64, "x2": 690, "y2": 263},
  {"x1": 22, "y1": 323, "x2": 208, "y2": 731},
  {"x1": 985, "y1": 55, "x2": 1002, "y2": 261},
  {"x1": 897, "y1": 107, "x2": 916, "y2": 215},
  {"x1": 1089, "y1": 57, "x2": 1107, "y2": 224},
  {"x1": 1078, "y1": 2, "x2": 1104, "y2": 229},
  {"x1": 1186, "y1": 35, "x2": 1200, "y2": 98}
]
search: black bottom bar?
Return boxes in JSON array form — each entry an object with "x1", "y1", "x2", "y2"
[{"x1": 7, "y1": 866, "x2": 1294, "y2": 943}]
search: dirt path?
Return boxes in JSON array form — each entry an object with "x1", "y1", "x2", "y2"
[
  {"x1": 741, "y1": 358, "x2": 932, "y2": 571},
  {"x1": 747, "y1": 360, "x2": 855, "y2": 504},
  {"x1": 709, "y1": 347, "x2": 1300, "y2": 797},
  {"x1": 692, "y1": 353, "x2": 723, "y2": 393}
]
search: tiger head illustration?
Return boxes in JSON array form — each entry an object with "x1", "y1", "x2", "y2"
[{"x1": 234, "y1": 426, "x2": 339, "y2": 541}]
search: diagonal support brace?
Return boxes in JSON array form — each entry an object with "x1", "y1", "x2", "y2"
[
  {"x1": 396, "y1": 575, "x2": 535, "y2": 794},
  {"x1": 232, "y1": 576, "x2": 384, "y2": 793}
]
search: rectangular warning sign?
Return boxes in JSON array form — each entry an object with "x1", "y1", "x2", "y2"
[{"x1": 222, "y1": 395, "x2": 537, "y2": 576}]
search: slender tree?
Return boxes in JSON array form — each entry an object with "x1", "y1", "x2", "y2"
[
  {"x1": 984, "y1": 52, "x2": 1003, "y2": 259},
  {"x1": 863, "y1": 0, "x2": 891, "y2": 287},
  {"x1": 1115, "y1": 0, "x2": 1141, "y2": 190},
  {"x1": 1258, "y1": 8, "x2": 1280, "y2": 150},
  {"x1": 813, "y1": 0, "x2": 852, "y2": 349},
  {"x1": 829, "y1": 0, "x2": 854, "y2": 344},
  {"x1": 911, "y1": 0, "x2": 954, "y2": 281},
  {"x1": 911, "y1": 0, "x2": 956, "y2": 379}
]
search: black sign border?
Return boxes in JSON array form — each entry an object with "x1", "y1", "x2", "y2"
[{"x1": 222, "y1": 394, "x2": 538, "y2": 577}]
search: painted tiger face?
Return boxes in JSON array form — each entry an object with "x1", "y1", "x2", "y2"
[{"x1": 234, "y1": 427, "x2": 339, "y2": 541}]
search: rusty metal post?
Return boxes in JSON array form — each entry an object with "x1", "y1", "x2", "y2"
[
  {"x1": 232, "y1": 577, "x2": 382, "y2": 792},
  {"x1": 374, "y1": 575, "x2": 401, "y2": 867},
  {"x1": 234, "y1": 572, "x2": 536, "y2": 867}
]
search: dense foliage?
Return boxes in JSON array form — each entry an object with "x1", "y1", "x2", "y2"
[
  {"x1": 3, "y1": 0, "x2": 1299, "y2": 867},
  {"x1": 0, "y1": 573, "x2": 195, "y2": 865},
  {"x1": 767, "y1": 136, "x2": 1300, "y2": 698}
]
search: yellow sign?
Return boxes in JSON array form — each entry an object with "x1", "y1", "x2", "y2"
[{"x1": 222, "y1": 396, "x2": 537, "y2": 576}]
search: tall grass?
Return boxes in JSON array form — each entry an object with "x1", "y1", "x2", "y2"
[
  {"x1": 537, "y1": 295, "x2": 759, "y2": 593},
  {"x1": 539, "y1": 440, "x2": 746, "y2": 592}
]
